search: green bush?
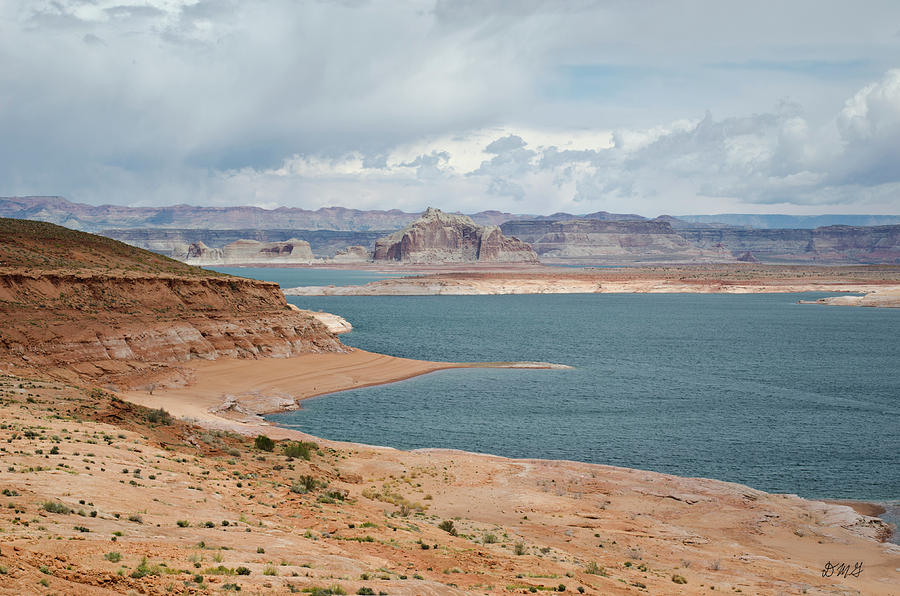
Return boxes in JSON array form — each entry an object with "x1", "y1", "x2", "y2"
[
  {"x1": 254, "y1": 435, "x2": 275, "y2": 452},
  {"x1": 146, "y1": 408, "x2": 172, "y2": 425},
  {"x1": 283, "y1": 441, "x2": 317, "y2": 460},
  {"x1": 177, "y1": 520, "x2": 190, "y2": 527},
  {"x1": 42, "y1": 501, "x2": 72, "y2": 514},
  {"x1": 104, "y1": 552, "x2": 122, "y2": 563},
  {"x1": 438, "y1": 520, "x2": 457, "y2": 536}
]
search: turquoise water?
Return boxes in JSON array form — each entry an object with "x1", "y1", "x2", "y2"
[
  {"x1": 209, "y1": 267, "x2": 408, "y2": 288},
  {"x1": 269, "y1": 292, "x2": 900, "y2": 502}
]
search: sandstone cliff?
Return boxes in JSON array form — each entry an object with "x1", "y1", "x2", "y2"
[
  {"x1": 678, "y1": 224, "x2": 900, "y2": 263},
  {"x1": 500, "y1": 219, "x2": 731, "y2": 264},
  {"x1": 101, "y1": 228, "x2": 388, "y2": 259},
  {"x1": 184, "y1": 238, "x2": 315, "y2": 265},
  {"x1": 373, "y1": 207, "x2": 538, "y2": 263},
  {"x1": 0, "y1": 218, "x2": 344, "y2": 387}
]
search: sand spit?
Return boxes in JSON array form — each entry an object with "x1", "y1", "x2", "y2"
[
  {"x1": 120, "y1": 349, "x2": 570, "y2": 429},
  {"x1": 283, "y1": 265, "x2": 900, "y2": 307}
]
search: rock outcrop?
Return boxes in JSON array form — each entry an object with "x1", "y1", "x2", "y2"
[
  {"x1": 329, "y1": 245, "x2": 371, "y2": 263},
  {"x1": 678, "y1": 224, "x2": 900, "y2": 264},
  {"x1": 185, "y1": 238, "x2": 314, "y2": 265},
  {"x1": 500, "y1": 219, "x2": 731, "y2": 264},
  {"x1": 0, "y1": 218, "x2": 345, "y2": 387},
  {"x1": 373, "y1": 208, "x2": 538, "y2": 264}
]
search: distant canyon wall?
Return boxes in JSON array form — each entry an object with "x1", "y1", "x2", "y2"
[
  {"x1": 500, "y1": 219, "x2": 900, "y2": 264},
  {"x1": 0, "y1": 196, "x2": 523, "y2": 232},
  {"x1": 101, "y1": 228, "x2": 383, "y2": 259},
  {"x1": 499, "y1": 219, "x2": 732, "y2": 263}
]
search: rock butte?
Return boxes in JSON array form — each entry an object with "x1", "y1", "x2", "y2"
[{"x1": 373, "y1": 207, "x2": 539, "y2": 264}]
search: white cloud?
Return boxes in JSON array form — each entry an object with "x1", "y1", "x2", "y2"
[{"x1": 1, "y1": 1, "x2": 900, "y2": 215}]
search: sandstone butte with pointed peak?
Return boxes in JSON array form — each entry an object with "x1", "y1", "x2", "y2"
[{"x1": 373, "y1": 207, "x2": 539, "y2": 264}]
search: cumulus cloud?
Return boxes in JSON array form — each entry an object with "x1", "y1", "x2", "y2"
[{"x1": 1, "y1": 1, "x2": 900, "y2": 215}]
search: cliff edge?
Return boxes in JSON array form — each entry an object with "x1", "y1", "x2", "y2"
[{"x1": 0, "y1": 218, "x2": 344, "y2": 388}]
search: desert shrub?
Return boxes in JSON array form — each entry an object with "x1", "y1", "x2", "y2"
[
  {"x1": 204, "y1": 565, "x2": 235, "y2": 575},
  {"x1": 483, "y1": 533, "x2": 497, "y2": 544},
  {"x1": 263, "y1": 565, "x2": 277, "y2": 576},
  {"x1": 283, "y1": 441, "x2": 317, "y2": 460},
  {"x1": 357, "y1": 589, "x2": 375, "y2": 595},
  {"x1": 291, "y1": 475, "x2": 321, "y2": 494},
  {"x1": 127, "y1": 514, "x2": 143, "y2": 524},
  {"x1": 177, "y1": 520, "x2": 190, "y2": 527},
  {"x1": 42, "y1": 501, "x2": 71, "y2": 514},
  {"x1": 438, "y1": 520, "x2": 457, "y2": 536},
  {"x1": 254, "y1": 435, "x2": 275, "y2": 452},
  {"x1": 585, "y1": 561, "x2": 602, "y2": 575},
  {"x1": 672, "y1": 574, "x2": 687, "y2": 584},
  {"x1": 235, "y1": 566, "x2": 251, "y2": 575},
  {"x1": 104, "y1": 552, "x2": 122, "y2": 563},
  {"x1": 514, "y1": 541, "x2": 527, "y2": 555},
  {"x1": 131, "y1": 557, "x2": 162, "y2": 578},
  {"x1": 146, "y1": 408, "x2": 172, "y2": 425},
  {"x1": 305, "y1": 587, "x2": 347, "y2": 595}
]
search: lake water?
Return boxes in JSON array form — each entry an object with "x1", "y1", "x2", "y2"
[
  {"x1": 209, "y1": 266, "x2": 409, "y2": 288},
  {"x1": 265, "y1": 290, "x2": 900, "y2": 504}
]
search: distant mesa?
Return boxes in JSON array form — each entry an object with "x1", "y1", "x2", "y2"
[
  {"x1": 500, "y1": 218, "x2": 732, "y2": 264},
  {"x1": 186, "y1": 238, "x2": 314, "y2": 265},
  {"x1": 373, "y1": 207, "x2": 539, "y2": 264}
]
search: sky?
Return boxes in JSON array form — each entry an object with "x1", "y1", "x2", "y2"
[{"x1": 2, "y1": 0, "x2": 900, "y2": 216}]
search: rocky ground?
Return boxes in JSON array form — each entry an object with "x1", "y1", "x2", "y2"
[{"x1": 0, "y1": 372, "x2": 898, "y2": 595}]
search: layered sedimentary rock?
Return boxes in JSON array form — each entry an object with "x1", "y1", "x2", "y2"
[
  {"x1": 500, "y1": 219, "x2": 731, "y2": 263},
  {"x1": 103, "y1": 228, "x2": 388, "y2": 259},
  {"x1": 185, "y1": 238, "x2": 314, "y2": 265},
  {"x1": 0, "y1": 218, "x2": 344, "y2": 386},
  {"x1": 1, "y1": 195, "x2": 527, "y2": 232},
  {"x1": 374, "y1": 208, "x2": 538, "y2": 263},
  {"x1": 678, "y1": 224, "x2": 900, "y2": 263}
]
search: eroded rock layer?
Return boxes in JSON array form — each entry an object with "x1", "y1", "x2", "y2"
[{"x1": 0, "y1": 218, "x2": 344, "y2": 386}]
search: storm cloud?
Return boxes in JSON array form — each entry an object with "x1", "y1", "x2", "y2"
[{"x1": 2, "y1": 0, "x2": 899, "y2": 215}]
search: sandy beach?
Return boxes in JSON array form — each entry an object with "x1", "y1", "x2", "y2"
[{"x1": 121, "y1": 349, "x2": 567, "y2": 432}]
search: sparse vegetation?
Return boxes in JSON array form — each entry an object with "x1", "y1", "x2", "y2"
[
  {"x1": 42, "y1": 501, "x2": 72, "y2": 514},
  {"x1": 283, "y1": 440, "x2": 317, "y2": 460},
  {"x1": 438, "y1": 519, "x2": 457, "y2": 536},
  {"x1": 254, "y1": 435, "x2": 275, "y2": 451}
]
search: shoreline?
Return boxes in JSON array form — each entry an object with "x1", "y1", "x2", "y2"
[
  {"x1": 119, "y1": 349, "x2": 897, "y2": 546},
  {"x1": 120, "y1": 349, "x2": 569, "y2": 430},
  {"x1": 283, "y1": 276, "x2": 900, "y2": 307}
]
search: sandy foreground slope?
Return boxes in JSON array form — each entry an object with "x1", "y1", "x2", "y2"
[{"x1": 0, "y1": 364, "x2": 898, "y2": 596}]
